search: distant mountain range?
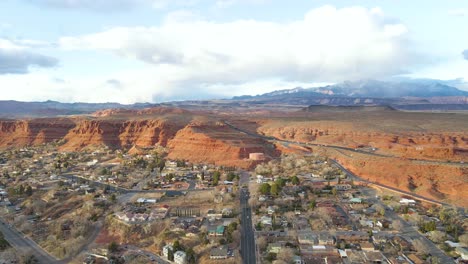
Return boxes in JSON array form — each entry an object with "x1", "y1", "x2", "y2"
[
  {"x1": 234, "y1": 79, "x2": 468, "y2": 99},
  {"x1": 1, "y1": 79, "x2": 467, "y2": 118},
  {"x1": 0, "y1": 100, "x2": 158, "y2": 118}
]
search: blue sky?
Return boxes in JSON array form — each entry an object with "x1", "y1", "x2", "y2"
[{"x1": 0, "y1": 0, "x2": 467, "y2": 103}]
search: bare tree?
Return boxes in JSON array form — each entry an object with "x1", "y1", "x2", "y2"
[
  {"x1": 459, "y1": 234, "x2": 468, "y2": 246},
  {"x1": 257, "y1": 236, "x2": 267, "y2": 251},
  {"x1": 277, "y1": 248, "x2": 295, "y2": 263},
  {"x1": 429, "y1": 231, "x2": 446, "y2": 244},
  {"x1": 392, "y1": 220, "x2": 404, "y2": 231}
]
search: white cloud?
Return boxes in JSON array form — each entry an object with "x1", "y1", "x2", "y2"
[
  {"x1": 24, "y1": 0, "x2": 198, "y2": 11},
  {"x1": 448, "y1": 8, "x2": 467, "y2": 17},
  {"x1": 0, "y1": 39, "x2": 58, "y2": 74},
  {"x1": 60, "y1": 6, "x2": 414, "y2": 82},
  {"x1": 3, "y1": 5, "x2": 421, "y2": 103}
]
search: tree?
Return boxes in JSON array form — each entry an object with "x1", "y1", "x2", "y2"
[
  {"x1": 200, "y1": 171, "x2": 205, "y2": 181},
  {"x1": 18, "y1": 185, "x2": 25, "y2": 195},
  {"x1": 172, "y1": 240, "x2": 182, "y2": 252},
  {"x1": 374, "y1": 204, "x2": 385, "y2": 216},
  {"x1": 109, "y1": 193, "x2": 117, "y2": 203},
  {"x1": 291, "y1": 176, "x2": 300, "y2": 185},
  {"x1": 259, "y1": 183, "x2": 271, "y2": 195},
  {"x1": 271, "y1": 183, "x2": 280, "y2": 196},
  {"x1": 25, "y1": 185, "x2": 33, "y2": 196},
  {"x1": 158, "y1": 159, "x2": 166, "y2": 173},
  {"x1": 186, "y1": 248, "x2": 196, "y2": 264},
  {"x1": 108, "y1": 241, "x2": 119, "y2": 253},
  {"x1": 213, "y1": 171, "x2": 220, "y2": 186},
  {"x1": 226, "y1": 172, "x2": 236, "y2": 181},
  {"x1": 275, "y1": 178, "x2": 286, "y2": 188},
  {"x1": 167, "y1": 249, "x2": 174, "y2": 261},
  {"x1": 309, "y1": 199, "x2": 316, "y2": 211}
]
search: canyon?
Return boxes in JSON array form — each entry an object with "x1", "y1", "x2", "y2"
[{"x1": 0, "y1": 105, "x2": 467, "y2": 206}]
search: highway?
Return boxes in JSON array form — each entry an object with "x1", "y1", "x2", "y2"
[
  {"x1": 0, "y1": 218, "x2": 60, "y2": 264},
  {"x1": 223, "y1": 121, "x2": 467, "y2": 166},
  {"x1": 240, "y1": 188, "x2": 256, "y2": 264}
]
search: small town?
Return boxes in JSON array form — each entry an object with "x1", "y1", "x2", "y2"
[{"x1": 0, "y1": 143, "x2": 466, "y2": 264}]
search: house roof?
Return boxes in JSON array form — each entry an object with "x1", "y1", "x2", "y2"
[{"x1": 210, "y1": 246, "x2": 228, "y2": 257}]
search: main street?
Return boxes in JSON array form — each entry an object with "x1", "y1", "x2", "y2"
[
  {"x1": 240, "y1": 187, "x2": 256, "y2": 264},
  {"x1": 0, "y1": 218, "x2": 60, "y2": 264}
]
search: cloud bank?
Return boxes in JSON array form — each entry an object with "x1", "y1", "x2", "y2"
[
  {"x1": 0, "y1": 39, "x2": 58, "y2": 74},
  {"x1": 2, "y1": 6, "x2": 421, "y2": 103},
  {"x1": 60, "y1": 6, "x2": 413, "y2": 82}
]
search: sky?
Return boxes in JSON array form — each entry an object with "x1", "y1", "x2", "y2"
[{"x1": 0, "y1": 0, "x2": 467, "y2": 103}]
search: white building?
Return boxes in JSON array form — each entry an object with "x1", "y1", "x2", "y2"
[
  {"x1": 399, "y1": 198, "x2": 416, "y2": 206},
  {"x1": 174, "y1": 251, "x2": 187, "y2": 264}
]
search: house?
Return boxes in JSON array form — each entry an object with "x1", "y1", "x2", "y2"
[
  {"x1": 163, "y1": 245, "x2": 173, "y2": 259},
  {"x1": 267, "y1": 206, "x2": 275, "y2": 215},
  {"x1": 207, "y1": 209, "x2": 223, "y2": 220},
  {"x1": 210, "y1": 246, "x2": 229, "y2": 259},
  {"x1": 174, "y1": 251, "x2": 187, "y2": 264},
  {"x1": 364, "y1": 251, "x2": 385, "y2": 263},
  {"x1": 318, "y1": 234, "x2": 335, "y2": 245},
  {"x1": 335, "y1": 184, "x2": 352, "y2": 191},
  {"x1": 399, "y1": 198, "x2": 416, "y2": 206},
  {"x1": 298, "y1": 233, "x2": 318, "y2": 245},
  {"x1": 336, "y1": 232, "x2": 369, "y2": 243},
  {"x1": 136, "y1": 198, "x2": 157, "y2": 204},
  {"x1": 208, "y1": 225, "x2": 225, "y2": 237},
  {"x1": 221, "y1": 208, "x2": 233, "y2": 217},
  {"x1": 349, "y1": 198, "x2": 363, "y2": 204},
  {"x1": 456, "y1": 247, "x2": 468, "y2": 260},
  {"x1": 260, "y1": 216, "x2": 272, "y2": 226},
  {"x1": 267, "y1": 243, "x2": 282, "y2": 254},
  {"x1": 360, "y1": 242, "x2": 375, "y2": 251}
]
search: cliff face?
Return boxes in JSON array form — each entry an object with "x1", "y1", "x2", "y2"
[
  {"x1": 59, "y1": 119, "x2": 183, "y2": 151},
  {"x1": 0, "y1": 119, "x2": 75, "y2": 147},
  {"x1": 0, "y1": 117, "x2": 277, "y2": 168},
  {"x1": 167, "y1": 120, "x2": 277, "y2": 168},
  {"x1": 258, "y1": 122, "x2": 468, "y2": 161}
]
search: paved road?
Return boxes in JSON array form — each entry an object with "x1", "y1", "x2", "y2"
[
  {"x1": 0, "y1": 218, "x2": 60, "y2": 264},
  {"x1": 240, "y1": 188, "x2": 256, "y2": 264}
]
